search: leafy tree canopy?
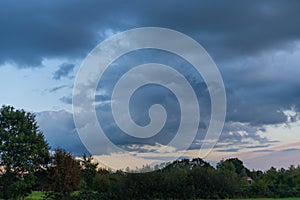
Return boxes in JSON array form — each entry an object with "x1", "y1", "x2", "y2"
[{"x1": 0, "y1": 105, "x2": 50, "y2": 199}]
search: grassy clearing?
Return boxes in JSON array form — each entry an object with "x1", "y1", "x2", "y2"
[{"x1": 25, "y1": 191, "x2": 44, "y2": 200}]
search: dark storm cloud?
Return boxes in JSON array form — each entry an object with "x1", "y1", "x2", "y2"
[
  {"x1": 0, "y1": 1, "x2": 121, "y2": 67},
  {"x1": 224, "y1": 53, "x2": 300, "y2": 126},
  {"x1": 1, "y1": 0, "x2": 300, "y2": 66},
  {"x1": 2, "y1": 0, "x2": 300, "y2": 153},
  {"x1": 53, "y1": 63, "x2": 75, "y2": 80}
]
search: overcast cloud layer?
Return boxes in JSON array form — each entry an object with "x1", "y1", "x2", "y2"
[
  {"x1": 1, "y1": 0, "x2": 300, "y2": 162},
  {"x1": 1, "y1": 0, "x2": 300, "y2": 66}
]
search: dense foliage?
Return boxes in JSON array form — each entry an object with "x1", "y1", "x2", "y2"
[
  {"x1": 0, "y1": 106, "x2": 50, "y2": 199},
  {"x1": 36, "y1": 157, "x2": 300, "y2": 200},
  {"x1": 44, "y1": 149, "x2": 81, "y2": 200},
  {"x1": 1, "y1": 105, "x2": 300, "y2": 199}
]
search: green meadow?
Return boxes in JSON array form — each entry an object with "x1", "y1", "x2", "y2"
[{"x1": 23, "y1": 192, "x2": 300, "y2": 200}]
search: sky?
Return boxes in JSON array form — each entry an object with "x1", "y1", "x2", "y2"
[{"x1": 1, "y1": 0, "x2": 300, "y2": 171}]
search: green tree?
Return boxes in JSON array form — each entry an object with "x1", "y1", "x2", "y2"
[
  {"x1": 189, "y1": 159, "x2": 216, "y2": 199},
  {"x1": 162, "y1": 163, "x2": 190, "y2": 199},
  {"x1": 219, "y1": 158, "x2": 250, "y2": 176},
  {"x1": 263, "y1": 166, "x2": 278, "y2": 197},
  {"x1": 0, "y1": 105, "x2": 50, "y2": 199},
  {"x1": 216, "y1": 159, "x2": 240, "y2": 198},
  {"x1": 46, "y1": 149, "x2": 81, "y2": 200},
  {"x1": 94, "y1": 172, "x2": 110, "y2": 195},
  {"x1": 80, "y1": 154, "x2": 98, "y2": 190}
]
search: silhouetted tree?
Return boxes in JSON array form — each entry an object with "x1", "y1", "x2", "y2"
[
  {"x1": 80, "y1": 154, "x2": 98, "y2": 190},
  {"x1": 46, "y1": 149, "x2": 81, "y2": 200},
  {"x1": 0, "y1": 105, "x2": 50, "y2": 199}
]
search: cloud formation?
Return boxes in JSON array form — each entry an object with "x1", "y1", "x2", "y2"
[
  {"x1": 36, "y1": 110, "x2": 87, "y2": 156},
  {"x1": 49, "y1": 85, "x2": 68, "y2": 93},
  {"x1": 1, "y1": 0, "x2": 300, "y2": 67},
  {"x1": 1, "y1": 0, "x2": 300, "y2": 167},
  {"x1": 53, "y1": 63, "x2": 75, "y2": 80}
]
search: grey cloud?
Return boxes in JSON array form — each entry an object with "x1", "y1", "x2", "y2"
[
  {"x1": 0, "y1": 1, "x2": 118, "y2": 67},
  {"x1": 92, "y1": 47, "x2": 296, "y2": 151},
  {"x1": 49, "y1": 85, "x2": 68, "y2": 93},
  {"x1": 1, "y1": 0, "x2": 300, "y2": 67},
  {"x1": 217, "y1": 148, "x2": 240, "y2": 153},
  {"x1": 1, "y1": 0, "x2": 299, "y2": 129},
  {"x1": 53, "y1": 63, "x2": 75, "y2": 80},
  {"x1": 281, "y1": 148, "x2": 300, "y2": 152},
  {"x1": 224, "y1": 49, "x2": 300, "y2": 126},
  {"x1": 36, "y1": 110, "x2": 88, "y2": 156},
  {"x1": 208, "y1": 122, "x2": 277, "y2": 151},
  {"x1": 253, "y1": 149, "x2": 274, "y2": 153},
  {"x1": 91, "y1": 49, "x2": 207, "y2": 149},
  {"x1": 246, "y1": 144, "x2": 270, "y2": 149},
  {"x1": 60, "y1": 96, "x2": 72, "y2": 104},
  {"x1": 2, "y1": 0, "x2": 300, "y2": 155}
]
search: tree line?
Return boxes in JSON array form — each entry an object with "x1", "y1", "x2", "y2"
[{"x1": 1, "y1": 105, "x2": 300, "y2": 199}]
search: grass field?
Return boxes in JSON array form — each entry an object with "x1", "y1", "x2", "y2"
[
  {"x1": 25, "y1": 191, "x2": 44, "y2": 200},
  {"x1": 22, "y1": 192, "x2": 300, "y2": 200}
]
